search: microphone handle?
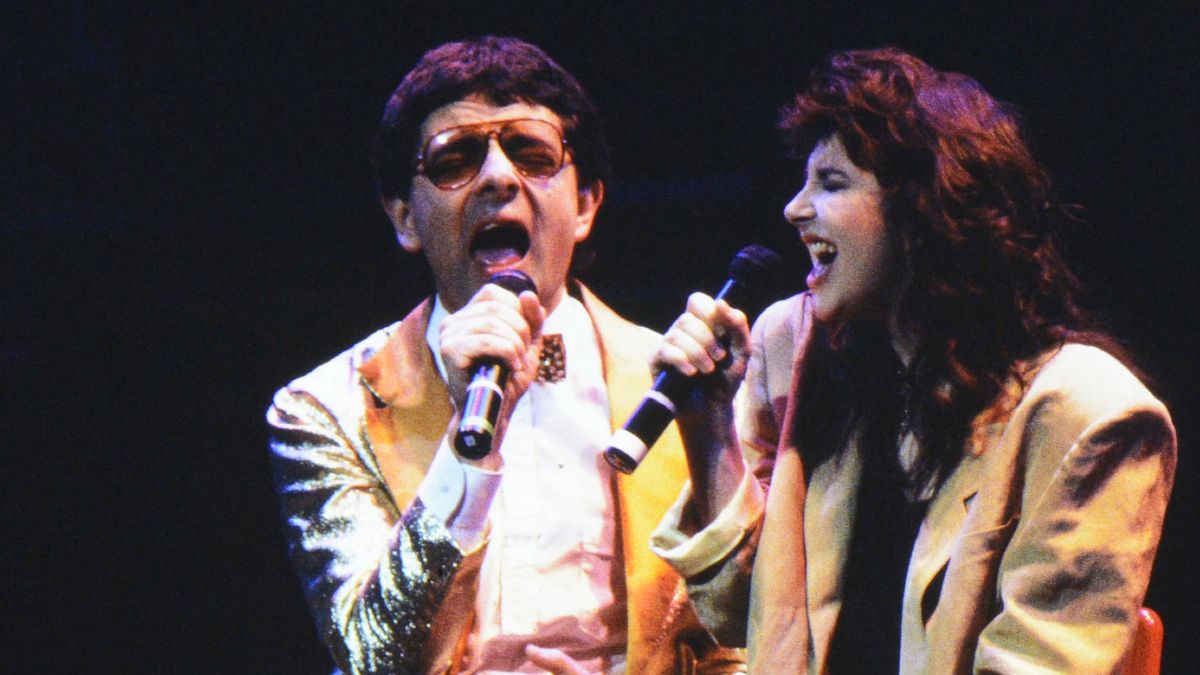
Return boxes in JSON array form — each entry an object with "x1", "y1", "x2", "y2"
[
  {"x1": 604, "y1": 370, "x2": 691, "y2": 473},
  {"x1": 451, "y1": 269, "x2": 537, "y2": 460},
  {"x1": 604, "y1": 278, "x2": 749, "y2": 473},
  {"x1": 455, "y1": 361, "x2": 509, "y2": 459}
]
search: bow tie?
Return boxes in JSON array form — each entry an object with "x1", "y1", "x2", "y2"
[{"x1": 537, "y1": 333, "x2": 566, "y2": 383}]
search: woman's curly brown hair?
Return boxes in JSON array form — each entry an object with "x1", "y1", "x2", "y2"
[{"x1": 782, "y1": 47, "x2": 1114, "y2": 489}]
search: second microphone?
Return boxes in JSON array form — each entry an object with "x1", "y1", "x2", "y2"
[{"x1": 604, "y1": 245, "x2": 780, "y2": 474}]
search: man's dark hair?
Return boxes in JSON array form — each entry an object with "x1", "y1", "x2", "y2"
[{"x1": 373, "y1": 35, "x2": 610, "y2": 201}]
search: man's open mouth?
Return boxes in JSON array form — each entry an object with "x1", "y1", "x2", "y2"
[{"x1": 470, "y1": 223, "x2": 530, "y2": 266}]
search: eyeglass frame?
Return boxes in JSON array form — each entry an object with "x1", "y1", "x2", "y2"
[{"x1": 412, "y1": 117, "x2": 573, "y2": 191}]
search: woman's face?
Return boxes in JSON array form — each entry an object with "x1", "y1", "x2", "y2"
[{"x1": 783, "y1": 134, "x2": 908, "y2": 325}]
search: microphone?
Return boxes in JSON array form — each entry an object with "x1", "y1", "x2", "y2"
[
  {"x1": 604, "y1": 245, "x2": 780, "y2": 474},
  {"x1": 454, "y1": 270, "x2": 538, "y2": 460}
]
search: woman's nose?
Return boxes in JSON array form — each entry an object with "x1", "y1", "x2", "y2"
[{"x1": 783, "y1": 189, "x2": 815, "y2": 226}]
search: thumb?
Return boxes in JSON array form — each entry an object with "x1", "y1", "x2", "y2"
[{"x1": 518, "y1": 290, "x2": 546, "y2": 342}]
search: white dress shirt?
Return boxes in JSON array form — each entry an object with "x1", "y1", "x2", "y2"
[{"x1": 416, "y1": 295, "x2": 626, "y2": 673}]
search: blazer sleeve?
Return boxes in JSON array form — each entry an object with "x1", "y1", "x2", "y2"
[
  {"x1": 973, "y1": 345, "x2": 1177, "y2": 673},
  {"x1": 650, "y1": 296, "x2": 803, "y2": 645},
  {"x1": 267, "y1": 376, "x2": 472, "y2": 674}
]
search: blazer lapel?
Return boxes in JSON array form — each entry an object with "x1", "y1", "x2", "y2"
[
  {"x1": 907, "y1": 451, "x2": 983, "y2": 611},
  {"x1": 748, "y1": 299, "x2": 820, "y2": 673},
  {"x1": 906, "y1": 354, "x2": 1051, "y2": 621},
  {"x1": 579, "y1": 285, "x2": 692, "y2": 674},
  {"x1": 801, "y1": 441, "x2": 862, "y2": 669},
  {"x1": 900, "y1": 419, "x2": 1007, "y2": 673},
  {"x1": 357, "y1": 299, "x2": 454, "y2": 507}
]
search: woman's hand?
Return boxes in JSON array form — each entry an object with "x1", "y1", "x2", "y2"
[
  {"x1": 653, "y1": 293, "x2": 752, "y2": 524},
  {"x1": 653, "y1": 292, "x2": 751, "y2": 407}
]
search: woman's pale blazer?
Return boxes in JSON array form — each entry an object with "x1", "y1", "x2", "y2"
[{"x1": 652, "y1": 293, "x2": 1176, "y2": 673}]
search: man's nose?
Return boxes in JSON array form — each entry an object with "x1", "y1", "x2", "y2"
[{"x1": 474, "y1": 138, "x2": 521, "y2": 195}]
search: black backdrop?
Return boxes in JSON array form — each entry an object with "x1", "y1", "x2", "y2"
[{"x1": 7, "y1": 3, "x2": 1199, "y2": 672}]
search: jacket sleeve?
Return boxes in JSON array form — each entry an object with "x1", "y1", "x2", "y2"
[
  {"x1": 268, "y1": 383, "x2": 472, "y2": 674},
  {"x1": 650, "y1": 297, "x2": 801, "y2": 646},
  {"x1": 973, "y1": 347, "x2": 1177, "y2": 673}
]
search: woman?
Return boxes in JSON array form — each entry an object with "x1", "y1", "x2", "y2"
[{"x1": 649, "y1": 48, "x2": 1175, "y2": 673}]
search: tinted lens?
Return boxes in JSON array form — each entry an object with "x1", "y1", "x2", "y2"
[
  {"x1": 423, "y1": 132, "x2": 489, "y2": 188},
  {"x1": 498, "y1": 120, "x2": 564, "y2": 178},
  {"x1": 419, "y1": 119, "x2": 566, "y2": 189}
]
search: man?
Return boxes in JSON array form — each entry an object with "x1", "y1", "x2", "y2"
[{"x1": 267, "y1": 36, "x2": 740, "y2": 674}]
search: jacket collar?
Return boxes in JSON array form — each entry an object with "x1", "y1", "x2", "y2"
[
  {"x1": 356, "y1": 283, "x2": 695, "y2": 673},
  {"x1": 356, "y1": 298, "x2": 451, "y2": 506}
]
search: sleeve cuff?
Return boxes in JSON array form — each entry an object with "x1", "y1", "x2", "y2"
[
  {"x1": 650, "y1": 465, "x2": 765, "y2": 579},
  {"x1": 415, "y1": 438, "x2": 503, "y2": 552}
]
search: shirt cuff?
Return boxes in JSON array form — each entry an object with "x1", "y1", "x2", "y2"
[
  {"x1": 415, "y1": 438, "x2": 503, "y2": 552},
  {"x1": 650, "y1": 465, "x2": 765, "y2": 579}
]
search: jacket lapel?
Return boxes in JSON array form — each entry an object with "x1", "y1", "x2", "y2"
[
  {"x1": 579, "y1": 285, "x2": 693, "y2": 674},
  {"x1": 900, "y1": 418, "x2": 1009, "y2": 673},
  {"x1": 357, "y1": 299, "x2": 454, "y2": 508},
  {"x1": 748, "y1": 298, "x2": 818, "y2": 672},
  {"x1": 802, "y1": 440, "x2": 862, "y2": 669},
  {"x1": 907, "y1": 452, "x2": 983, "y2": 611}
]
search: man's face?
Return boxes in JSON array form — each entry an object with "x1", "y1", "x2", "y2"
[{"x1": 385, "y1": 96, "x2": 603, "y2": 312}]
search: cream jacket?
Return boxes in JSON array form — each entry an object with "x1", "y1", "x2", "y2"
[
  {"x1": 653, "y1": 293, "x2": 1176, "y2": 673},
  {"x1": 269, "y1": 284, "x2": 739, "y2": 674}
]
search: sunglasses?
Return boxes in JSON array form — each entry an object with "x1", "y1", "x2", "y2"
[{"x1": 414, "y1": 118, "x2": 571, "y2": 190}]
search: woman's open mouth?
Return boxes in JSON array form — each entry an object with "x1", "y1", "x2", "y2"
[{"x1": 805, "y1": 236, "x2": 837, "y2": 287}]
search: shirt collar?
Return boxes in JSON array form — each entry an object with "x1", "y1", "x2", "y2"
[{"x1": 424, "y1": 293, "x2": 589, "y2": 383}]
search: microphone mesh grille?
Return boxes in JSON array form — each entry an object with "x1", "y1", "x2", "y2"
[{"x1": 728, "y1": 245, "x2": 781, "y2": 290}]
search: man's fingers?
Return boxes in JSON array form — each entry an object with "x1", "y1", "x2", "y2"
[{"x1": 517, "y1": 290, "x2": 546, "y2": 341}]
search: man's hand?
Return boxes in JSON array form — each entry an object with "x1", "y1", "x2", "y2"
[{"x1": 440, "y1": 281, "x2": 544, "y2": 468}]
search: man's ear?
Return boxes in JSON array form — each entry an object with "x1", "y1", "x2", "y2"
[
  {"x1": 574, "y1": 179, "x2": 604, "y2": 242},
  {"x1": 382, "y1": 196, "x2": 421, "y2": 253}
]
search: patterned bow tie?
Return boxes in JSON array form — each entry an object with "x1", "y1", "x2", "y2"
[{"x1": 537, "y1": 333, "x2": 566, "y2": 383}]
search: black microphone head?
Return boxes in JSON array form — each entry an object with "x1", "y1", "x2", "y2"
[
  {"x1": 488, "y1": 270, "x2": 538, "y2": 297},
  {"x1": 728, "y1": 245, "x2": 781, "y2": 292}
]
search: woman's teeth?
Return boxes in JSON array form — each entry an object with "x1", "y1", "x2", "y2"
[{"x1": 808, "y1": 240, "x2": 838, "y2": 265}]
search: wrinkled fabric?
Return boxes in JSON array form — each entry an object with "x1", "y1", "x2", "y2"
[
  {"x1": 653, "y1": 293, "x2": 1176, "y2": 673},
  {"x1": 268, "y1": 284, "x2": 737, "y2": 674},
  {"x1": 269, "y1": 356, "x2": 467, "y2": 673}
]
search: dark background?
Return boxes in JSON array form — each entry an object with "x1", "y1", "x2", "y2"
[{"x1": 6, "y1": 2, "x2": 1198, "y2": 672}]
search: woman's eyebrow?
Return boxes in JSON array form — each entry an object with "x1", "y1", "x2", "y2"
[{"x1": 814, "y1": 166, "x2": 849, "y2": 179}]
